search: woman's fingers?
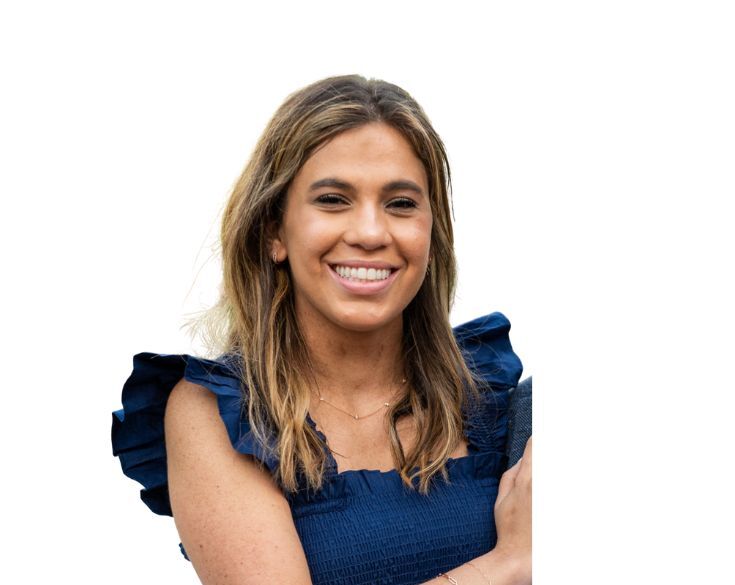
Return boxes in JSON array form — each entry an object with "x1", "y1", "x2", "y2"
[
  {"x1": 516, "y1": 437, "x2": 532, "y2": 484},
  {"x1": 497, "y1": 436, "x2": 532, "y2": 504},
  {"x1": 522, "y1": 435, "x2": 532, "y2": 460},
  {"x1": 497, "y1": 457, "x2": 521, "y2": 502},
  {"x1": 493, "y1": 435, "x2": 532, "y2": 562}
]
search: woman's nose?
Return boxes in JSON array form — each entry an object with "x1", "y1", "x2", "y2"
[{"x1": 343, "y1": 203, "x2": 391, "y2": 250}]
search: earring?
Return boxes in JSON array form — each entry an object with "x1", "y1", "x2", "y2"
[{"x1": 272, "y1": 252, "x2": 278, "y2": 263}]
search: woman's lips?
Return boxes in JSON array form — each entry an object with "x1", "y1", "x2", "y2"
[{"x1": 328, "y1": 264, "x2": 399, "y2": 295}]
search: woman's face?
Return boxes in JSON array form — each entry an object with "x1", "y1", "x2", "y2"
[{"x1": 273, "y1": 122, "x2": 432, "y2": 334}]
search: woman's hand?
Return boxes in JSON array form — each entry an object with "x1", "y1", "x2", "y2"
[{"x1": 493, "y1": 437, "x2": 532, "y2": 579}]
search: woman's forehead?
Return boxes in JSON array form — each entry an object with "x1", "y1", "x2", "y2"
[{"x1": 291, "y1": 123, "x2": 428, "y2": 192}]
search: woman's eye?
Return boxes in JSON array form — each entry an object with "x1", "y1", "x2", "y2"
[
  {"x1": 388, "y1": 198, "x2": 418, "y2": 210},
  {"x1": 315, "y1": 194, "x2": 347, "y2": 205}
]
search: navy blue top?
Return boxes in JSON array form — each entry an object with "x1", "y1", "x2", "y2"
[{"x1": 112, "y1": 312, "x2": 524, "y2": 585}]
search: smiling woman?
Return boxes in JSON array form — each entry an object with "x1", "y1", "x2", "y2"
[
  {"x1": 274, "y1": 123, "x2": 432, "y2": 334},
  {"x1": 112, "y1": 75, "x2": 532, "y2": 585}
]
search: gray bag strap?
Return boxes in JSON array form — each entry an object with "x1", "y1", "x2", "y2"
[{"x1": 506, "y1": 377, "x2": 532, "y2": 468}]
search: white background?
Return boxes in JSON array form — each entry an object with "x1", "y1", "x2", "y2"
[{"x1": 1, "y1": 1, "x2": 733, "y2": 583}]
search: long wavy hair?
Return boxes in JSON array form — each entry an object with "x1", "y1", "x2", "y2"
[{"x1": 205, "y1": 75, "x2": 480, "y2": 494}]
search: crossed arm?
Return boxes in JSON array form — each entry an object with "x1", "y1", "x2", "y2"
[{"x1": 165, "y1": 379, "x2": 532, "y2": 585}]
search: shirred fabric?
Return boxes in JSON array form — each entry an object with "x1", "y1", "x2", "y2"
[{"x1": 111, "y1": 312, "x2": 525, "y2": 585}]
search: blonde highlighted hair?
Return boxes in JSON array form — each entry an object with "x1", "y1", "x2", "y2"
[{"x1": 204, "y1": 75, "x2": 480, "y2": 494}]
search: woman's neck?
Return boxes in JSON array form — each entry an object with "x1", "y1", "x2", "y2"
[{"x1": 297, "y1": 311, "x2": 406, "y2": 412}]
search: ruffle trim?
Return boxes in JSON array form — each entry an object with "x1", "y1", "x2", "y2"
[
  {"x1": 454, "y1": 312, "x2": 523, "y2": 391},
  {"x1": 456, "y1": 312, "x2": 522, "y2": 454},
  {"x1": 111, "y1": 352, "x2": 277, "y2": 516},
  {"x1": 111, "y1": 312, "x2": 522, "y2": 517},
  {"x1": 286, "y1": 450, "x2": 509, "y2": 514}
]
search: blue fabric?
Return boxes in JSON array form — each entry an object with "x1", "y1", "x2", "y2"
[{"x1": 111, "y1": 312, "x2": 525, "y2": 585}]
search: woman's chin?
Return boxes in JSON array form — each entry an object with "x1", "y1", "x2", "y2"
[{"x1": 332, "y1": 311, "x2": 402, "y2": 334}]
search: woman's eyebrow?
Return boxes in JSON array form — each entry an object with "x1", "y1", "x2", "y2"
[
  {"x1": 308, "y1": 178, "x2": 354, "y2": 192},
  {"x1": 308, "y1": 177, "x2": 425, "y2": 197},
  {"x1": 382, "y1": 180, "x2": 425, "y2": 197}
]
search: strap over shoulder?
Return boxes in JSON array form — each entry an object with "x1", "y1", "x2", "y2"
[{"x1": 506, "y1": 377, "x2": 532, "y2": 468}]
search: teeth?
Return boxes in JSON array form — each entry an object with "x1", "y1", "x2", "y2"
[{"x1": 333, "y1": 265, "x2": 392, "y2": 282}]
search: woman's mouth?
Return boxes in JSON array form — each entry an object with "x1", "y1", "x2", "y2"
[
  {"x1": 331, "y1": 265, "x2": 393, "y2": 283},
  {"x1": 328, "y1": 263, "x2": 399, "y2": 294}
]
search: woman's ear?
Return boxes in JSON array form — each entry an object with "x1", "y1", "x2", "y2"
[{"x1": 266, "y1": 220, "x2": 286, "y2": 263}]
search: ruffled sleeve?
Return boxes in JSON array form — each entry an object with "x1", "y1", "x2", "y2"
[
  {"x1": 111, "y1": 352, "x2": 277, "y2": 517},
  {"x1": 453, "y1": 312, "x2": 523, "y2": 391},
  {"x1": 453, "y1": 312, "x2": 524, "y2": 456}
]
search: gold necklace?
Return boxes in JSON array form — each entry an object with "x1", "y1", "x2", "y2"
[{"x1": 314, "y1": 377, "x2": 407, "y2": 421}]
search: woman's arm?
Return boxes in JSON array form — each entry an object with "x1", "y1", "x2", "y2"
[
  {"x1": 165, "y1": 379, "x2": 531, "y2": 585},
  {"x1": 165, "y1": 379, "x2": 313, "y2": 584}
]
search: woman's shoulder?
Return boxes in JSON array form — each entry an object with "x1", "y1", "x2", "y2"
[{"x1": 111, "y1": 352, "x2": 276, "y2": 517}]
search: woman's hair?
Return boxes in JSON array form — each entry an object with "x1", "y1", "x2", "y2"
[{"x1": 205, "y1": 74, "x2": 480, "y2": 494}]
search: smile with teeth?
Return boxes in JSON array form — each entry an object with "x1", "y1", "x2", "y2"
[{"x1": 332, "y1": 265, "x2": 393, "y2": 282}]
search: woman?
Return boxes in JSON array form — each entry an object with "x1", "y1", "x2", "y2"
[{"x1": 112, "y1": 75, "x2": 532, "y2": 585}]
